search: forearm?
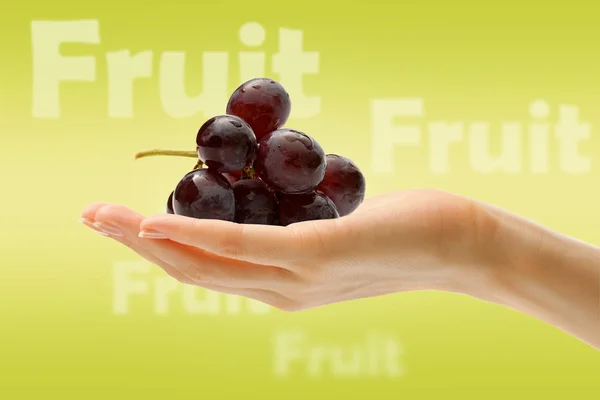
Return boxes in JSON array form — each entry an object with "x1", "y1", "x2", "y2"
[{"x1": 467, "y1": 202, "x2": 600, "y2": 349}]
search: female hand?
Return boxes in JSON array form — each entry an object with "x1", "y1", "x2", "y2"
[
  {"x1": 80, "y1": 189, "x2": 487, "y2": 311},
  {"x1": 81, "y1": 188, "x2": 600, "y2": 348}
]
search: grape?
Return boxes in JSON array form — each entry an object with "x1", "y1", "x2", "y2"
[
  {"x1": 226, "y1": 78, "x2": 291, "y2": 140},
  {"x1": 166, "y1": 191, "x2": 174, "y2": 214},
  {"x1": 254, "y1": 129, "x2": 326, "y2": 194},
  {"x1": 196, "y1": 115, "x2": 257, "y2": 172},
  {"x1": 316, "y1": 154, "x2": 366, "y2": 216},
  {"x1": 278, "y1": 191, "x2": 339, "y2": 226},
  {"x1": 172, "y1": 169, "x2": 235, "y2": 221},
  {"x1": 232, "y1": 178, "x2": 279, "y2": 225},
  {"x1": 138, "y1": 77, "x2": 370, "y2": 226},
  {"x1": 222, "y1": 172, "x2": 241, "y2": 185}
]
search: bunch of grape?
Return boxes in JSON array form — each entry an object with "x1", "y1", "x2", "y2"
[{"x1": 137, "y1": 78, "x2": 366, "y2": 226}]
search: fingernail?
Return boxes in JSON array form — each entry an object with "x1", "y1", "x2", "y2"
[
  {"x1": 79, "y1": 217, "x2": 94, "y2": 227},
  {"x1": 138, "y1": 229, "x2": 167, "y2": 239},
  {"x1": 79, "y1": 218, "x2": 109, "y2": 236},
  {"x1": 93, "y1": 221, "x2": 123, "y2": 237}
]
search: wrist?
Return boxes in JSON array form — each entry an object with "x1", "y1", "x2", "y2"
[
  {"x1": 426, "y1": 197, "x2": 546, "y2": 300},
  {"x1": 451, "y1": 200, "x2": 600, "y2": 347},
  {"x1": 398, "y1": 193, "x2": 511, "y2": 296},
  {"x1": 447, "y1": 200, "x2": 551, "y2": 302}
]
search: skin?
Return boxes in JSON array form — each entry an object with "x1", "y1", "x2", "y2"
[{"x1": 80, "y1": 189, "x2": 600, "y2": 350}]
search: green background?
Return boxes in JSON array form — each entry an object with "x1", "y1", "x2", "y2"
[{"x1": 0, "y1": 0, "x2": 599, "y2": 398}]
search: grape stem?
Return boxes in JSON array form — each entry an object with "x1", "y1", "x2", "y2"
[
  {"x1": 193, "y1": 159, "x2": 204, "y2": 170},
  {"x1": 134, "y1": 149, "x2": 198, "y2": 160},
  {"x1": 242, "y1": 166, "x2": 255, "y2": 179}
]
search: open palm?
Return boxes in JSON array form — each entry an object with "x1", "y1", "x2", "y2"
[{"x1": 80, "y1": 189, "x2": 482, "y2": 311}]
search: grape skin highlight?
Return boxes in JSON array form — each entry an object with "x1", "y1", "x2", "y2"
[
  {"x1": 226, "y1": 78, "x2": 291, "y2": 140},
  {"x1": 173, "y1": 169, "x2": 235, "y2": 221},
  {"x1": 196, "y1": 115, "x2": 257, "y2": 173},
  {"x1": 316, "y1": 154, "x2": 366, "y2": 216},
  {"x1": 254, "y1": 129, "x2": 327, "y2": 195}
]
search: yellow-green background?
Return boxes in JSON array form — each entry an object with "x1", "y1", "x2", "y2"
[{"x1": 1, "y1": 0, "x2": 599, "y2": 399}]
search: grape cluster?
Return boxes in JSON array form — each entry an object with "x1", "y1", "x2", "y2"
[{"x1": 143, "y1": 78, "x2": 366, "y2": 226}]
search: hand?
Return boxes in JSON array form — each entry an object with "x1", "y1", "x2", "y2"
[{"x1": 80, "y1": 189, "x2": 486, "y2": 311}]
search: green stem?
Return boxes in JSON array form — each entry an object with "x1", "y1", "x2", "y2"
[
  {"x1": 242, "y1": 166, "x2": 255, "y2": 179},
  {"x1": 134, "y1": 149, "x2": 198, "y2": 160},
  {"x1": 193, "y1": 159, "x2": 204, "y2": 170}
]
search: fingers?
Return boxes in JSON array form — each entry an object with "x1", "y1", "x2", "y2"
[
  {"x1": 139, "y1": 214, "x2": 301, "y2": 265},
  {"x1": 83, "y1": 203, "x2": 195, "y2": 283},
  {"x1": 113, "y1": 234, "x2": 291, "y2": 310},
  {"x1": 115, "y1": 236, "x2": 197, "y2": 285},
  {"x1": 80, "y1": 202, "x2": 110, "y2": 235},
  {"x1": 137, "y1": 237, "x2": 297, "y2": 290},
  {"x1": 81, "y1": 202, "x2": 109, "y2": 220},
  {"x1": 81, "y1": 203, "x2": 301, "y2": 292},
  {"x1": 93, "y1": 203, "x2": 143, "y2": 237},
  {"x1": 82, "y1": 203, "x2": 295, "y2": 309}
]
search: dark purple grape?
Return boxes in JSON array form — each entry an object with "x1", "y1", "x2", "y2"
[
  {"x1": 254, "y1": 129, "x2": 326, "y2": 194},
  {"x1": 226, "y1": 78, "x2": 291, "y2": 140},
  {"x1": 278, "y1": 191, "x2": 339, "y2": 226},
  {"x1": 166, "y1": 191, "x2": 174, "y2": 214},
  {"x1": 173, "y1": 169, "x2": 235, "y2": 221},
  {"x1": 232, "y1": 178, "x2": 278, "y2": 225},
  {"x1": 316, "y1": 154, "x2": 366, "y2": 216},
  {"x1": 196, "y1": 115, "x2": 257, "y2": 172}
]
